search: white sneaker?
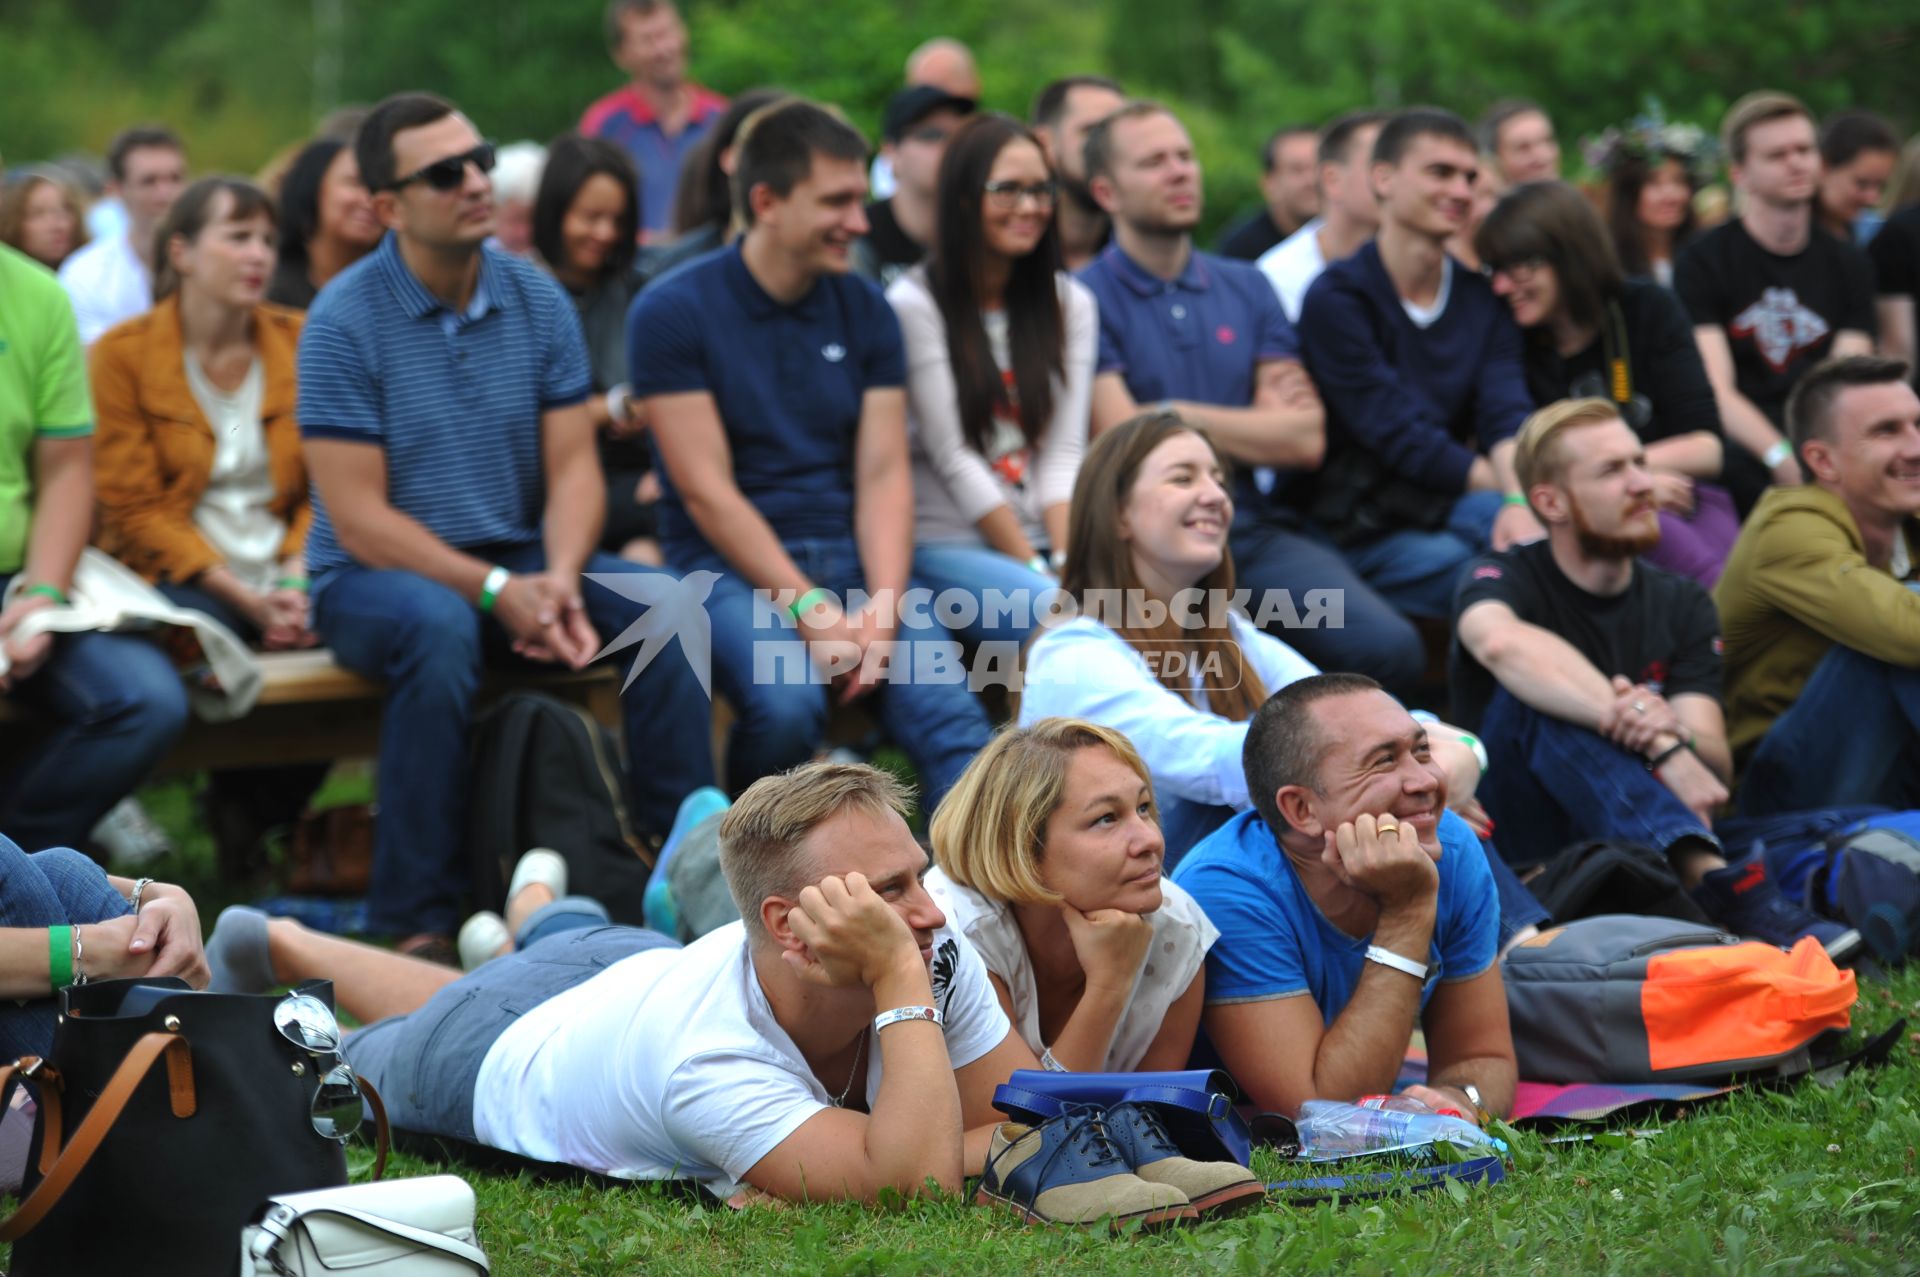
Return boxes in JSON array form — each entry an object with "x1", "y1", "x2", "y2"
[
  {"x1": 457, "y1": 911, "x2": 512, "y2": 971},
  {"x1": 90, "y1": 797, "x2": 173, "y2": 868},
  {"x1": 507, "y1": 848, "x2": 569, "y2": 904}
]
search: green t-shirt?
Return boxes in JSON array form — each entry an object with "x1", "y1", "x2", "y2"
[{"x1": 0, "y1": 245, "x2": 93, "y2": 575}]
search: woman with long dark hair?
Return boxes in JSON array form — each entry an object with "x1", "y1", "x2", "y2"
[
  {"x1": 268, "y1": 138, "x2": 381, "y2": 308},
  {"x1": 888, "y1": 112, "x2": 1096, "y2": 649},
  {"x1": 1478, "y1": 181, "x2": 1735, "y2": 586},
  {"x1": 1591, "y1": 115, "x2": 1715, "y2": 286},
  {"x1": 531, "y1": 134, "x2": 658, "y2": 563}
]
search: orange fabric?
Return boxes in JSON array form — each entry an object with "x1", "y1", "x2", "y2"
[
  {"x1": 89, "y1": 297, "x2": 311, "y2": 584},
  {"x1": 1642, "y1": 937, "x2": 1856, "y2": 1073}
]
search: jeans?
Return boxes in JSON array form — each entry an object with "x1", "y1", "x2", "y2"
[
  {"x1": 0, "y1": 836, "x2": 131, "y2": 1060},
  {"x1": 1229, "y1": 514, "x2": 1426, "y2": 694},
  {"x1": 1477, "y1": 689, "x2": 1716, "y2": 868},
  {"x1": 910, "y1": 542, "x2": 1059, "y2": 648},
  {"x1": 156, "y1": 581, "x2": 329, "y2": 840},
  {"x1": 681, "y1": 537, "x2": 993, "y2": 808},
  {"x1": 1737, "y1": 631, "x2": 1920, "y2": 818},
  {"x1": 1339, "y1": 490, "x2": 1503, "y2": 620},
  {"x1": 0, "y1": 574, "x2": 189, "y2": 853},
  {"x1": 313, "y1": 546, "x2": 715, "y2": 935},
  {"x1": 515, "y1": 896, "x2": 612, "y2": 948}
]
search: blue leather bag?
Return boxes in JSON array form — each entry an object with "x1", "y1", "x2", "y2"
[{"x1": 992, "y1": 1069, "x2": 1253, "y2": 1166}]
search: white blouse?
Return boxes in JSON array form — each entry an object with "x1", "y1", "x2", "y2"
[
  {"x1": 925, "y1": 865, "x2": 1219, "y2": 1071},
  {"x1": 186, "y1": 355, "x2": 283, "y2": 593}
]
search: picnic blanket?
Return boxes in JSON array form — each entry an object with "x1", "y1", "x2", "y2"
[{"x1": 1395, "y1": 1041, "x2": 1735, "y2": 1123}]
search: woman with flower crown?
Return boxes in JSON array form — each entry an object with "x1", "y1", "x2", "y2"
[{"x1": 1586, "y1": 110, "x2": 1719, "y2": 288}]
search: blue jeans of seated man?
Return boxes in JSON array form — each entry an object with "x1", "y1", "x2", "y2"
[
  {"x1": 0, "y1": 836, "x2": 132, "y2": 1060},
  {"x1": 0, "y1": 574, "x2": 189, "y2": 854},
  {"x1": 313, "y1": 546, "x2": 716, "y2": 936},
  {"x1": 1229, "y1": 514, "x2": 1426, "y2": 694},
  {"x1": 910, "y1": 542, "x2": 1059, "y2": 648},
  {"x1": 682, "y1": 538, "x2": 993, "y2": 808},
  {"x1": 1338, "y1": 489, "x2": 1504, "y2": 621},
  {"x1": 1478, "y1": 689, "x2": 1717, "y2": 869},
  {"x1": 1736, "y1": 630, "x2": 1920, "y2": 818}
]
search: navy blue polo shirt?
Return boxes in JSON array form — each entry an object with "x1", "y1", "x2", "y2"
[
  {"x1": 297, "y1": 234, "x2": 592, "y2": 579},
  {"x1": 1078, "y1": 243, "x2": 1300, "y2": 511},
  {"x1": 627, "y1": 244, "x2": 907, "y2": 566}
]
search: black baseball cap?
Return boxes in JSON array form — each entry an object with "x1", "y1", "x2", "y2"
[{"x1": 883, "y1": 85, "x2": 976, "y2": 141}]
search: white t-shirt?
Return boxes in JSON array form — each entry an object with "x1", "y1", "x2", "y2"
[
  {"x1": 1256, "y1": 217, "x2": 1328, "y2": 324},
  {"x1": 186, "y1": 355, "x2": 284, "y2": 592},
  {"x1": 1400, "y1": 257, "x2": 1454, "y2": 329},
  {"x1": 57, "y1": 230, "x2": 151, "y2": 347},
  {"x1": 471, "y1": 921, "x2": 1010, "y2": 1198},
  {"x1": 925, "y1": 867, "x2": 1218, "y2": 1071}
]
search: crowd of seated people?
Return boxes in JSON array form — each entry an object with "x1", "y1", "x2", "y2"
[{"x1": 5, "y1": 0, "x2": 1920, "y2": 1219}]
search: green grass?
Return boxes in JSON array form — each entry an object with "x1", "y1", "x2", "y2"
[{"x1": 136, "y1": 780, "x2": 1920, "y2": 1275}]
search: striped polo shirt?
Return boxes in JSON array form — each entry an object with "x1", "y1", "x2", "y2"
[{"x1": 297, "y1": 234, "x2": 592, "y2": 580}]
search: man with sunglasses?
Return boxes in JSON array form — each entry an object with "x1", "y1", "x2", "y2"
[
  {"x1": 852, "y1": 85, "x2": 975, "y2": 287},
  {"x1": 296, "y1": 92, "x2": 713, "y2": 960}
]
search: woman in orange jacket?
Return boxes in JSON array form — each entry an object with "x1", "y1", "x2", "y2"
[
  {"x1": 92, "y1": 176, "x2": 316, "y2": 648},
  {"x1": 91, "y1": 176, "x2": 325, "y2": 876}
]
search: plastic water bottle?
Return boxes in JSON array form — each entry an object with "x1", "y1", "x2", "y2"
[{"x1": 1293, "y1": 1098, "x2": 1504, "y2": 1161}]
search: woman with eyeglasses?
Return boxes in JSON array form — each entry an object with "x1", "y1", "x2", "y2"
[
  {"x1": 1477, "y1": 181, "x2": 1736, "y2": 588},
  {"x1": 886, "y1": 112, "x2": 1095, "y2": 652},
  {"x1": 531, "y1": 134, "x2": 661, "y2": 564},
  {"x1": 268, "y1": 138, "x2": 383, "y2": 309}
]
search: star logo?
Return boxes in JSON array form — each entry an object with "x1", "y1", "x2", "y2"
[
  {"x1": 583, "y1": 569, "x2": 722, "y2": 698},
  {"x1": 1729, "y1": 287, "x2": 1830, "y2": 373}
]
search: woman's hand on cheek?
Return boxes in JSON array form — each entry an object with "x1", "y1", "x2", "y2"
[{"x1": 1062, "y1": 904, "x2": 1153, "y2": 997}]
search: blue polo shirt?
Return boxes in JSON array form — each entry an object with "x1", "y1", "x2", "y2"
[
  {"x1": 1078, "y1": 243, "x2": 1300, "y2": 511},
  {"x1": 627, "y1": 244, "x2": 907, "y2": 566},
  {"x1": 1171, "y1": 809, "x2": 1498, "y2": 1019},
  {"x1": 297, "y1": 234, "x2": 593, "y2": 580}
]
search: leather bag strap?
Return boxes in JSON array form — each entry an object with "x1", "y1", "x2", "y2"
[{"x1": 0, "y1": 1031, "x2": 193, "y2": 1242}]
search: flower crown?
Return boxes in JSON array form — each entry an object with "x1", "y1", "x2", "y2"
[{"x1": 1581, "y1": 101, "x2": 1720, "y2": 185}]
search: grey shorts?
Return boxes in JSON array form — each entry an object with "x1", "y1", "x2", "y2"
[{"x1": 343, "y1": 926, "x2": 676, "y2": 1143}]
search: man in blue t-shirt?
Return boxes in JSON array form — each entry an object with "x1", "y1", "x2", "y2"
[
  {"x1": 1300, "y1": 108, "x2": 1543, "y2": 621},
  {"x1": 299, "y1": 93, "x2": 713, "y2": 952},
  {"x1": 1077, "y1": 101, "x2": 1426, "y2": 692},
  {"x1": 1172, "y1": 672, "x2": 1516, "y2": 1120},
  {"x1": 629, "y1": 99, "x2": 991, "y2": 804}
]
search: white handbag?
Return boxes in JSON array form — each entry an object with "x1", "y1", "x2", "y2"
[{"x1": 238, "y1": 1175, "x2": 489, "y2": 1275}]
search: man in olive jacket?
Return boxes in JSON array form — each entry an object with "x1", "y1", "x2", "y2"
[{"x1": 1716, "y1": 355, "x2": 1920, "y2": 815}]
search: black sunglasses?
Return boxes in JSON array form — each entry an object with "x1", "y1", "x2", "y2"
[{"x1": 390, "y1": 141, "x2": 497, "y2": 193}]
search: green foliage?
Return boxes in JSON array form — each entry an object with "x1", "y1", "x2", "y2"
[{"x1": 3, "y1": 0, "x2": 1914, "y2": 238}]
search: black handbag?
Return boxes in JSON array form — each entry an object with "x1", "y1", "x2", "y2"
[{"x1": 0, "y1": 977, "x2": 388, "y2": 1277}]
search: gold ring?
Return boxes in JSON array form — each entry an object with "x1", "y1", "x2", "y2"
[{"x1": 1377, "y1": 820, "x2": 1401, "y2": 836}]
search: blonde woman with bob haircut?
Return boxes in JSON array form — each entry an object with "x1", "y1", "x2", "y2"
[{"x1": 927, "y1": 717, "x2": 1217, "y2": 1073}]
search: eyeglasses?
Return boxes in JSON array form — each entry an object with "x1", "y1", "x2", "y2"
[
  {"x1": 1486, "y1": 256, "x2": 1548, "y2": 282},
  {"x1": 983, "y1": 179, "x2": 1059, "y2": 210},
  {"x1": 389, "y1": 141, "x2": 496, "y2": 193},
  {"x1": 274, "y1": 992, "x2": 366, "y2": 1142},
  {"x1": 905, "y1": 126, "x2": 955, "y2": 146}
]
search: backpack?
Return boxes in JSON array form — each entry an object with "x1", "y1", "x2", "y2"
[
  {"x1": 1502, "y1": 914, "x2": 1857, "y2": 1084},
  {"x1": 467, "y1": 691, "x2": 653, "y2": 926},
  {"x1": 1764, "y1": 812, "x2": 1920, "y2": 963},
  {"x1": 1524, "y1": 839, "x2": 1712, "y2": 925}
]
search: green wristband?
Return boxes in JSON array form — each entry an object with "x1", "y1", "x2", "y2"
[
  {"x1": 48, "y1": 925, "x2": 73, "y2": 989},
  {"x1": 275, "y1": 576, "x2": 310, "y2": 592},
  {"x1": 20, "y1": 583, "x2": 69, "y2": 606},
  {"x1": 1501, "y1": 493, "x2": 1529, "y2": 507},
  {"x1": 478, "y1": 565, "x2": 510, "y2": 614},
  {"x1": 788, "y1": 586, "x2": 831, "y2": 620}
]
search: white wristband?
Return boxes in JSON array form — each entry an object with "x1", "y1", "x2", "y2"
[
  {"x1": 1763, "y1": 439, "x2": 1793, "y2": 469},
  {"x1": 873, "y1": 1005, "x2": 942, "y2": 1033},
  {"x1": 1365, "y1": 944, "x2": 1428, "y2": 982}
]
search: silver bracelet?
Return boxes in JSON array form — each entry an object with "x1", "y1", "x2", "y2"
[
  {"x1": 1040, "y1": 1047, "x2": 1069, "y2": 1073},
  {"x1": 872, "y1": 1005, "x2": 941, "y2": 1033},
  {"x1": 72, "y1": 925, "x2": 89, "y2": 986},
  {"x1": 128, "y1": 877, "x2": 154, "y2": 915},
  {"x1": 1364, "y1": 944, "x2": 1428, "y2": 982}
]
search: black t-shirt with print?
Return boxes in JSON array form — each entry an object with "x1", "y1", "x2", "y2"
[
  {"x1": 1674, "y1": 219, "x2": 1876, "y2": 425},
  {"x1": 1447, "y1": 540, "x2": 1723, "y2": 732}
]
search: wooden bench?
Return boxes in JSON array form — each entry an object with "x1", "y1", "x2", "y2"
[{"x1": 0, "y1": 648, "x2": 624, "y2": 777}]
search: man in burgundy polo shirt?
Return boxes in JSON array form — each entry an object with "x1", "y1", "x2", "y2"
[{"x1": 580, "y1": 0, "x2": 728, "y2": 240}]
